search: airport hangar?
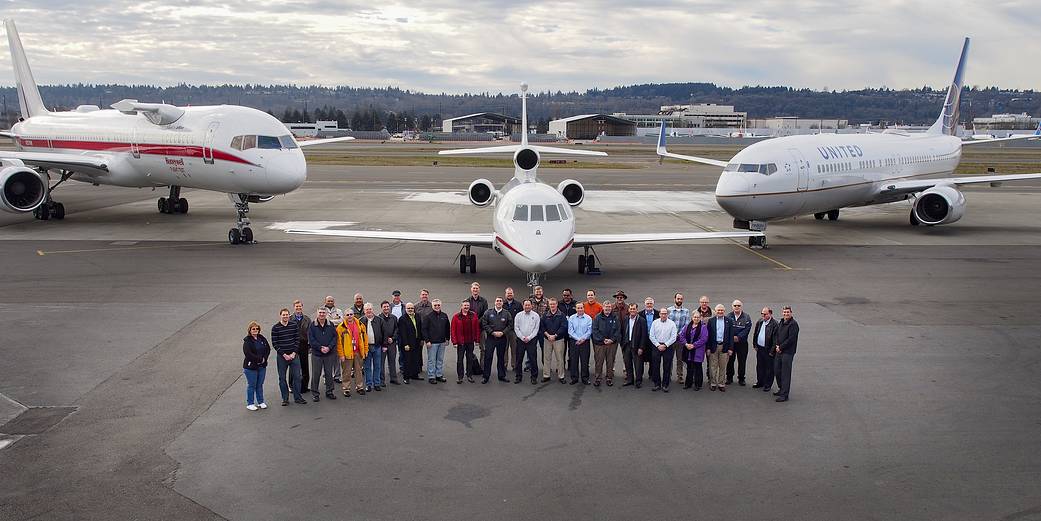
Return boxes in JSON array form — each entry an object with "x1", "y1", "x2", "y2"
[
  {"x1": 441, "y1": 112, "x2": 521, "y2": 135},
  {"x1": 548, "y1": 113, "x2": 637, "y2": 140}
]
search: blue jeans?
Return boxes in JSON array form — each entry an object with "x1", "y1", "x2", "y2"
[
  {"x1": 244, "y1": 366, "x2": 266, "y2": 405},
  {"x1": 427, "y1": 342, "x2": 446, "y2": 379},
  {"x1": 276, "y1": 355, "x2": 302, "y2": 401},
  {"x1": 364, "y1": 345, "x2": 383, "y2": 387}
]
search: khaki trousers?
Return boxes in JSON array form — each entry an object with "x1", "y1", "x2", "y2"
[
  {"x1": 340, "y1": 357, "x2": 364, "y2": 391},
  {"x1": 707, "y1": 350, "x2": 730, "y2": 387},
  {"x1": 543, "y1": 338, "x2": 566, "y2": 379},
  {"x1": 593, "y1": 342, "x2": 619, "y2": 381}
]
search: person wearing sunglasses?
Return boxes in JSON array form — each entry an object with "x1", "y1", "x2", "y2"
[{"x1": 242, "y1": 320, "x2": 270, "y2": 411}]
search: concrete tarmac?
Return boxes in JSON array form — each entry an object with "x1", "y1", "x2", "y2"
[{"x1": 0, "y1": 158, "x2": 1040, "y2": 520}]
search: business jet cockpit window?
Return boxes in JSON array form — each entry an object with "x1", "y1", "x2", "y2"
[
  {"x1": 545, "y1": 204, "x2": 561, "y2": 221},
  {"x1": 724, "y1": 163, "x2": 777, "y2": 175},
  {"x1": 513, "y1": 204, "x2": 529, "y2": 221}
]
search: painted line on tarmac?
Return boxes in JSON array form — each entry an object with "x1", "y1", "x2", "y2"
[{"x1": 37, "y1": 242, "x2": 227, "y2": 256}]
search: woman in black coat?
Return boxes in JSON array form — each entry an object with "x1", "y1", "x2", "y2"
[{"x1": 243, "y1": 320, "x2": 271, "y2": 411}]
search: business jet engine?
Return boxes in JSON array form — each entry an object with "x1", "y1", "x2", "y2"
[
  {"x1": 912, "y1": 185, "x2": 966, "y2": 226},
  {"x1": 557, "y1": 179, "x2": 585, "y2": 207},
  {"x1": 514, "y1": 147, "x2": 539, "y2": 171},
  {"x1": 468, "y1": 179, "x2": 496, "y2": 207},
  {"x1": 0, "y1": 166, "x2": 47, "y2": 213}
]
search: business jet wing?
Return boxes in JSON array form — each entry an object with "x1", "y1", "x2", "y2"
[
  {"x1": 962, "y1": 123, "x2": 1041, "y2": 146},
  {"x1": 573, "y1": 230, "x2": 762, "y2": 247},
  {"x1": 1, "y1": 151, "x2": 110, "y2": 176},
  {"x1": 655, "y1": 121, "x2": 729, "y2": 167},
  {"x1": 882, "y1": 173, "x2": 1041, "y2": 195},
  {"x1": 295, "y1": 136, "x2": 356, "y2": 147},
  {"x1": 286, "y1": 228, "x2": 495, "y2": 247},
  {"x1": 0, "y1": 130, "x2": 15, "y2": 139},
  {"x1": 438, "y1": 144, "x2": 607, "y2": 157}
]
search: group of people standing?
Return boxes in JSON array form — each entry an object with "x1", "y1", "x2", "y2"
[{"x1": 240, "y1": 283, "x2": 800, "y2": 410}]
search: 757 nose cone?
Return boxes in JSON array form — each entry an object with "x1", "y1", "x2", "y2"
[{"x1": 266, "y1": 152, "x2": 307, "y2": 194}]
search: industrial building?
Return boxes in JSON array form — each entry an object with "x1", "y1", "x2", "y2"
[
  {"x1": 548, "y1": 114, "x2": 636, "y2": 140},
  {"x1": 441, "y1": 112, "x2": 521, "y2": 135},
  {"x1": 613, "y1": 104, "x2": 747, "y2": 129},
  {"x1": 747, "y1": 117, "x2": 849, "y2": 131},
  {"x1": 972, "y1": 113, "x2": 1040, "y2": 131}
]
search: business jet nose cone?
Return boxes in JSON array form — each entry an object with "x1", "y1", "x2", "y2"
[{"x1": 267, "y1": 152, "x2": 307, "y2": 194}]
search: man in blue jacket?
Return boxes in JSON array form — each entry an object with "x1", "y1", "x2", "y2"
[
  {"x1": 705, "y1": 304, "x2": 734, "y2": 392},
  {"x1": 726, "y1": 299, "x2": 753, "y2": 386},
  {"x1": 307, "y1": 308, "x2": 339, "y2": 401}
]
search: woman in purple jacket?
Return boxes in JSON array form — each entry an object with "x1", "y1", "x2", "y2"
[{"x1": 681, "y1": 314, "x2": 707, "y2": 390}]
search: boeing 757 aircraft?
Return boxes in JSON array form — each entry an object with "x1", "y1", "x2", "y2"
[
  {"x1": 0, "y1": 20, "x2": 352, "y2": 244},
  {"x1": 289, "y1": 84, "x2": 762, "y2": 286},
  {"x1": 657, "y1": 37, "x2": 1041, "y2": 248}
]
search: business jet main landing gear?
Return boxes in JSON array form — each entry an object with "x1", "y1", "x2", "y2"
[
  {"x1": 227, "y1": 193, "x2": 254, "y2": 245},
  {"x1": 578, "y1": 246, "x2": 600, "y2": 275},
  {"x1": 458, "y1": 245, "x2": 477, "y2": 274},
  {"x1": 158, "y1": 185, "x2": 188, "y2": 215},
  {"x1": 33, "y1": 170, "x2": 71, "y2": 220}
]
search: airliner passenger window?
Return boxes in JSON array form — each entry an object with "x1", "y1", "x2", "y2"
[
  {"x1": 545, "y1": 204, "x2": 561, "y2": 221},
  {"x1": 513, "y1": 205, "x2": 528, "y2": 221},
  {"x1": 258, "y1": 135, "x2": 282, "y2": 149},
  {"x1": 530, "y1": 204, "x2": 544, "y2": 221}
]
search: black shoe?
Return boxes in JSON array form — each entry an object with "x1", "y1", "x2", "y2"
[
  {"x1": 390, "y1": 380, "x2": 400, "y2": 385},
  {"x1": 739, "y1": 380, "x2": 746, "y2": 386},
  {"x1": 726, "y1": 379, "x2": 733, "y2": 385},
  {"x1": 635, "y1": 382, "x2": 642, "y2": 389},
  {"x1": 606, "y1": 380, "x2": 614, "y2": 387},
  {"x1": 358, "y1": 388, "x2": 366, "y2": 395},
  {"x1": 312, "y1": 394, "x2": 320, "y2": 402},
  {"x1": 365, "y1": 385, "x2": 372, "y2": 392},
  {"x1": 752, "y1": 384, "x2": 762, "y2": 389},
  {"x1": 530, "y1": 376, "x2": 537, "y2": 385},
  {"x1": 334, "y1": 378, "x2": 342, "y2": 384},
  {"x1": 776, "y1": 397, "x2": 788, "y2": 402},
  {"x1": 437, "y1": 376, "x2": 447, "y2": 383},
  {"x1": 482, "y1": 378, "x2": 489, "y2": 384},
  {"x1": 683, "y1": 384, "x2": 692, "y2": 389},
  {"x1": 622, "y1": 380, "x2": 634, "y2": 387},
  {"x1": 663, "y1": 387, "x2": 670, "y2": 393},
  {"x1": 374, "y1": 386, "x2": 382, "y2": 391},
  {"x1": 498, "y1": 377, "x2": 510, "y2": 383},
  {"x1": 281, "y1": 400, "x2": 289, "y2": 406},
  {"x1": 429, "y1": 378, "x2": 436, "y2": 384},
  {"x1": 514, "y1": 377, "x2": 522, "y2": 384},
  {"x1": 762, "y1": 387, "x2": 772, "y2": 393},
  {"x1": 542, "y1": 376, "x2": 550, "y2": 383},
  {"x1": 294, "y1": 398, "x2": 308, "y2": 404},
  {"x1": 593, "y1": 379, "x2": 601, "y2": 388},
  {"x1": 694, "y1": 386, "x2": 701, "y2": 391},
  {"x1": 570, "y1": 379, "x2": 578, "y2": 385},
  {"x1": 403, "y1": 378, "x2": 410, "y2": 384},
  {"x1": 326, "y1": 392, "x2": 336, "y2": 400},
  {"x1": 559, "y1": 377, "x2": 566, "y2": 384},
  {"x1": 457, "y1": 379, "x2": 463, "y2": 384},
  {"x1": 652, "y1": 386, "x2": 661, "y2": 392},
  {"x1": 581, "y1": 379, "x2": 590, "y2": 385},
  {"x1": 773, "y1": 391, "x2": 781, "y2": 396},
  {"x1": 467, "y1": 376, "x2": 475, "y2": 383},
  {"x1": 300, "y1": 388, "x2": 311, "y2": 394}
]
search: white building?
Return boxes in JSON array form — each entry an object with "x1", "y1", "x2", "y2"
[
  {"x1": 613, "y1": 104, "x2": 747, "y2": 129},
  {"x1": 972, "y1": 113, "x2": 1039, "y2": 131},
  {"x1": 284, "y1": 120, "x2": 342, "y2": 138},
  {"x1": 747, "y1": 117, "x2": 849, "y2": 131}
]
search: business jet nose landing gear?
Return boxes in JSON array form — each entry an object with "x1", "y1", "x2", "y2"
[
  {"x1": 457, "y1": 245, "x2": 477, "y2": 274},
  {"x1": 158, "y1": 185, "x2": 188, "y2": 215},
  {"x1": 227, "y1": 193, "x2": 254, "y2": 245}
]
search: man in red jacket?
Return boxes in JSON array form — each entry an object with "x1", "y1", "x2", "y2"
[{"x1": 451, "y1": 301, "x2": 481, "y2": 384}]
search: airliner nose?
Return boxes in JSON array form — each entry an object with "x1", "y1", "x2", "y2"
[
  {"x1": 266, "y1": 151, "x2": 307, "y2": 194},
  {"x1": 715, "y1": 172, "x2": 751, "y2": 197}
]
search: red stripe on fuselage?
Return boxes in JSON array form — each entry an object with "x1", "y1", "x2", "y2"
[
  {"x1": 495, "y1": 236, "x2": 530, "y2": 259},
  {"x1": 554, "y1": 239, "x2": 574, "y2": 257},
  {"x1": 17, "y1": 138, "x2": 257, "y2": 166}
]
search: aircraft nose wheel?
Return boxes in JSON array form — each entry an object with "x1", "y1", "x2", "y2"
[
  {"x1": 458, "y1": 246, "x2": 476, "y2": 273},
  {"x1": 748, "y1": 236, "x2": 768, "y2": 249},
  {"x1": 227, "y1": 194, "x2": 255, "y2": 245}
]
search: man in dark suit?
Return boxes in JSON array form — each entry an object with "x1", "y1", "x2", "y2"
[
  {"x1": 705, "y1": 304, "x2": 734, "y2": 392},
  {"x1": 619, "y1": 302, "x2": 648, "y2": 388},
  {"x1": 773, "y1": 306, "x2": 799, "y2": 402},
  {"x1": 397, "y1": 302, "x2": 423, "y2": 384},
  {"x1": 752, "y1": 307, "x2": 778, "y2": 391}
]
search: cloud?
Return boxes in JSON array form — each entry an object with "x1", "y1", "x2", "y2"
[{"x1": 0, "y1": 0, "x2": 1038, "y2": 94}]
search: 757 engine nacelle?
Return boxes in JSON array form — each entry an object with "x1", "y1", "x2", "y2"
[
  {"x1": 468, "y1": 179, "x2": 496, "y2": 207},
  {"x1": 913, "y1": 185, "x2": 966, "y2": 226},
  {"x1": 557, "y1": 179, "x2": 584, "y2": 207},
  {"x1": 0, "y1": 166, "x2": 47, "y2": 213}
]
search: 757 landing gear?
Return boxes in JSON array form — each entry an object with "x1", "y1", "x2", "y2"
[
  {"x1": 458, "y1": 245, "x2": 477, "y2": 274},
  {"x1": 578, "y1": 246, "x2": 600, "y2": 275},
  {"x1": 227, "y1": 193, "x2": 254, "y2": 245},
  {"x1": 158, "y1": 185, "x2": 188, "y2": 215},
  {"x1": 33, "y1": 170, "x2": 70, "y2": 220}
]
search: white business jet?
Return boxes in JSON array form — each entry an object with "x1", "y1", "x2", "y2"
[
  {"x1": 656, "y1": 37, "x2": 1041, "y2": 248},
  {"x1": 0, "y1": 20, "x2": 352, "y2": 244},
  {"x1": 289, "y1": 83, "x2": 762, "y2": 286}
]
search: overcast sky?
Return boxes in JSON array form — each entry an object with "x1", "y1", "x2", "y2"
[{"x1": 1, "y1": 0, "x2": 1039, "y2": 94}]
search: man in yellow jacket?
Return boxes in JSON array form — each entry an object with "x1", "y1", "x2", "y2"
[{"x1": 337, "y1": 310, "x2": 369, "y2": 397}]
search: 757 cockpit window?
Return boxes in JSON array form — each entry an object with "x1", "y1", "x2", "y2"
[
  {"x1": 724, "y1": 163, "x2": 777, "y2": 175},
  {"x1": 231, "y1": 134, "x2": 298, "y2": 150}
]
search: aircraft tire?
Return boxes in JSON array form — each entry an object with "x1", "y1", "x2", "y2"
[
  {"x1": 52, "y1": 202, "x2": 65, "y2": 220},
  {"x1": 242, "y1": 227, "x2": 254, "y2": 244},
  {"x1": 468, "y1": 254, "x2": 477, "y2": 273},
  {"x1": 459, "y1": 254, "x2": 467, "y2": 273},
  {"x1": 827, "y1": 209, "x2": 840, "y2": 221},
  {"x1": 578, "y1": 255, "x2": 586, "y2": 274},
  {"x1": 177, "y1": 198, "x2": 189, "y2": 214},
  {"x1": 228, "y1": 228, "x2": 241, "y2": 245}
]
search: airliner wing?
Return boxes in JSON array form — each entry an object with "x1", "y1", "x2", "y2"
[
  {"x1": 882, "y1": 173, "x2": 1041, "y2": 195},
  {"x1": 286, "y1": 228, "x2": 495, "y2": 247},
  {"x1": 296, "y1": 136, "x2": 356, "y2": 147},
  {"x1": 655, "y1": 121, "x2": 729, "y2": 167},
  {"x1": 573, "y1": 230, "x2": 762, "y2": 247},
  {"x1": 1, "y1": 151, "x2": 109, "y2": 176}
]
